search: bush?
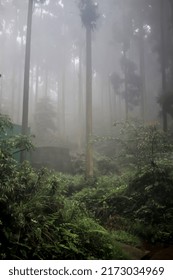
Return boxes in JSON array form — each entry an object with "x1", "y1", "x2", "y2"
[{"x1": 0, "y1": 115, "x2": 129, "y2": 259}]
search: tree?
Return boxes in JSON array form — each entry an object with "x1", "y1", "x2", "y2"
[
  {"x1": 110, "y1": 59, "x2": 141, "y2": 114},
  {"x1": 34, "y1": 96, "x2": 59, "y2": 146},
  {"x1": 144, "y1": 0, "x2": 170, "y2": 129},
  {"x1": 20, "y1": 0, "x2": 34, "y2": 162},
  {"x1": 79, "y1": 0, "x2": 99, "y2": 177},
  {"x1": 21, "y1": 0, "x2": 45, "y2": 162},
  {"x1": 160, "y1": 0, "x2": 168, "y2": 131}
]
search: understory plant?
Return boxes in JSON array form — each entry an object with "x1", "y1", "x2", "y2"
[{"x1": 0, "y1": 114, "x2": 128, "y2": 260}]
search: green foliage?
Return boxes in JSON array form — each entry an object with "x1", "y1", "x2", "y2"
[
  {"x1": 126, "y1": 166, "x2": 173, "y2": 242},
  {"x1": 111, "y1": 230, "x2": 141, "y2": 247},
  {"x1": 95, "y1": 155, "x2": 119, "y2": 175},
  {"x1": 71, "y1": 153, "x2": 85, "y2": 175},
  {"x1": 1, "y1": 114, "x2": 173, "y2": 258},
  {"x1": 0, "y1": 116, "x2": 33, "y2": 183},
  {"x1": 0, "y1": 170, "x2": 128, "y2": 259},
  {"x1": 0, "y1": 114, "x2": 12, "y2": 132},
  {"x1": 0, "y1": 115, "x2": 128, "y2": 260},
  {"x1": 74, "y1": 175, "x2": 128, "y2": 223},
  {"x1": 72, "y1": 121, "x2": 173, "y2": 244},
  {"x1": 115, "y1": 120, "x2": 173, "y2": 171}
]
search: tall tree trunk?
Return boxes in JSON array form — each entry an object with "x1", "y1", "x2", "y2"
[
  {"x1": 61, "y1": 65, "x2": 66, "y2": 142},
  {"x1": 86, "y1": 25, "x2": 93, "y2": 177},
  {"x1": 123, "y1": 49, "x2": 128, "y2": 120},
  {"x1": 11, "y1": 7, "x2": 18, "y2": 123},
  {"x1": 35, "y1": 64, "x2": 39, "y2": 105},
  {"x1": 122, "y1": 0, "x2": 128, "y2": 120},
  {"x1": 11, "y1": 68, "x2": 16, "y2": 121},
  {"x1": 21, "y1": 0, "x2": 34, "y2": 162},
  {"x1": 108, "y1": 76, "x2": 113, "y2": 134},
  {"x1": 17, "y1": 32, "x2": 25, "y2": 124},
  {"x1": 139, "y1": 17, "x2": 146, "y2": 122},
  {"x1": 0, "y1": 75, "x2": 2, "y2": 112},
  {"x1": 44, "y1": 67, "x2": 48, "y2": 97},
  {"x1": 29, "y1": 67, "x2": 34, "y2": 119},
  {"x1": 78, "y1": 44, "x2": 83, "y2": 152},
  {"x1": 160, "y1": 0, "x2": 168, "y2": 132}
]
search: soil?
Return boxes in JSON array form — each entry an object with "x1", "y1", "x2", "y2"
[
  {"x1": 120, "y1": 242, "x2": 173, "y2": 260},
  {"x1": 141, "y1": 242, "x2": 173, "y2": 260}
]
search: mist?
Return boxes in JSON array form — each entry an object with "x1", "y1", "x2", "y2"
[
  {"x1": 0, "y1": 0, "x2": 167, "y2": 148},
  {"x1": 1, "y1": 0, "x2": 173, "y2": 261}
]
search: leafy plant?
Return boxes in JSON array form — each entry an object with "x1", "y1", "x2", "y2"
[
  {"x1": 0, "y1": 114, "x2": 129, "y2": 260},
  {"x1": 114, "y1": 120, "x2": 173, "y2": 171}
]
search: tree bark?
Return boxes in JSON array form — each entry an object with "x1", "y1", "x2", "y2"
[
  {"x1": 160, "y1": 0, "x2": 167, "y2": 132},
  {"x1": 21, "y1": 0, "x2": 33, "y2": 162},
  {"x1": 61, "y1": 64, "x2": 66, "y2": 142},
  {"x1": 123, "y1": 49, "x2": 128, "y2": 121},
  {"x1": 86, "y1": 25, "x2": 93, "y2": 177},
  {"x1": 138, "y1": 16, "x2": 146, "y2": 122},
  {"x1": 78, "y1": 44, "x2": 83, "y2": 152},
  {"x1": 35, "y1": 64, "x2": 39, "y2": 105},
  {"x1": 122, "y1": 0, "x2": 128, "y2": 120}
]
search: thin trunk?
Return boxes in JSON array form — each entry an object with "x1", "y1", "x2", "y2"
[
  {"x1": 30, "y1": 67, "x2": 34, "y2": 118},
  {"x1": 118, "y1": 94, "x2": 122, "y2": 120},
  {"x1": 11, "y1": 69, "x2": 16, "y2": 121},
  {"x1": 0, "y1": 76, "x2": 2, "y2": 112},
  {"x1": 11, "y1": 8, "x2": 18, "y2": 122},
  {"x1": 113, "y1": 91, "x2": 117, "y2": 121},
  {"x1": 44, "y1": 67, "x2": 48, "y2": 97},
  {"x1": 17, "y1": 37, "x2": 24, "y2": 124},
  {"x1": 122, "y1": 0, "x2": 128, "y2": 120},
  {"x1": 21, "y1": 0, "x2": 33, "y2": 162},
  {"x1": 100, "y1": 76, "x2": 106, "y2": 127},
  {"x1": 108, "y1": 77, "x2": 113, "y2": 134},
  {"x1": 78, "y1": 44, "x2": 83, "y2": 151},
  {"x1": 160, "y1": 0, "x2": 167, "y2": 132},
  {"x1": 35, "y1": 64, "x2": 39, "y2": 105},
  {"x1": 86, "y1": 25, "x2": 93, "y2": 177},
  {"x1": 139, "y1": 16, "x2": 146, "y2": 122},
  {"x1": 17, "y1": 32, "x2": 25, "y2": 124},
  {"x1": 123, "y1": 49, "x2": 128, "y2": 120},
  {"x1": 61, "y1": 66, "x2": 66, "y2": 141}
]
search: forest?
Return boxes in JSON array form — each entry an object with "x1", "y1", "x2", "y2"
[{"x1": 0, "y1": 0, "x2": 173, "y2": 260}]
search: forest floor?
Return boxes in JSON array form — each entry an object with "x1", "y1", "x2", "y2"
[{"x1": 119, "y1": 241, "x2": 173, "y2": 260}]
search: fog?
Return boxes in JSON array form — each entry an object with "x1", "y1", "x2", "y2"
[
  {"x1": 0, "y1": 0, "x2": 172, "y2": 153},
  {"x1": 1, "y1": 0, "x2": 173, "y2": 261}
]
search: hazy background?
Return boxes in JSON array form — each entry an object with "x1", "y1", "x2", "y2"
[{"x1": 0, "y1": 0, "x2": 171, "y2": 152}]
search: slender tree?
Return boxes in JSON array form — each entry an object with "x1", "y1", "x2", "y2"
[
  {"x1": 160, "y1": 0, "x2": 167, "y2": 131},
  {"x1": 20, "y1": 0, "x2": 34, "y2": 162},
  {"x1": 122, "y1": 0, "x2": 129, "y2": 120},
  {"x1": 79, "y1": 0, "x2": 99, "y2": 177},
  {"x1": 78, "y1": 41, "x2": 84, "y2": 152},
  {"x1": 21, "y1": 0, "x2": 45, "y2": 162}
]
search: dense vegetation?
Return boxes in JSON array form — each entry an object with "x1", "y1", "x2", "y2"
[{"x1": 1, "y1": 114, "x2": 173, "y2": 260}]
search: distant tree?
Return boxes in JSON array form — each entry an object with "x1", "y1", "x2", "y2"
[
  {"x1": 79, "y1": 0, "x2": 99, "y2": 177},
  {"x1": 130, "y1": 0, "x2": 151, "y2": 121},
  {"x1": 110, "y1": 59, "x2": 141, "y2": 114},
  {"x1": 144, "y1": 0, "x2": 170, "y2": 130},
  {"x1": 158, "y1": 0, "x2": 173, "y2": 124},
  {"x1": 121, "y1": 58, "x2": 142, "y2": 110},
  {"x1": 158, "y1": 92, "x2": 173, "y2": 119},
  {"x1": 160, "y1": 0, "x2": 168, "y2": 131},
  {"x1": 111, "y1": 0, "x2": 134, "y2": 120},
  {"x1": 112, "y1": 0, "x2": 151, "y2": 121},
  {"x1": 34, "y1": 96, "x2": 59, "y2": 146}
]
